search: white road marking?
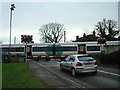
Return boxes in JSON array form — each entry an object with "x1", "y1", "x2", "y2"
[
  {"x1": 98, "y1": 70, "x2": 120, "y2": 77},
  {"x1": 49, "y1": 65, "x2": 60, "y2": 66}
]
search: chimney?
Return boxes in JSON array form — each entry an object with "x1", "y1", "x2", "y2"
[
  {"x1": 93, "y1": 30, "x2": 96, "y2": 36},
  {"x1": 76, "y1": 36, "x2": 79, "y2": 40}
]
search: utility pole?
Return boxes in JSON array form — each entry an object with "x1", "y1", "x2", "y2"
[
  {"x1": 64, "y1": 31, "x2": 66, "y2": 43},
  {"x1": 14, "y1": 36, "x2": 16, "y2": 44},
  {"x1": 9, "y1": 4, "x2": 15, "y2": 59}
]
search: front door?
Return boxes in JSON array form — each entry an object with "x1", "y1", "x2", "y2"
[
  {"x1": 78, "y1": 44, "x2": 86, "y2": 54},
  {"x1": 67, "y1": 56, "x2": 75, "y2": 71},
  {"x1": 27, "y1": 45, "x2": 32, "y2": 56}
]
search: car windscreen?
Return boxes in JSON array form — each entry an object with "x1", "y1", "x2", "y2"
[{"x1": 78, "y1": 56, "x2": 94, "y2": 61}]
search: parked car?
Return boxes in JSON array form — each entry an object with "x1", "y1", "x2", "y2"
[{"x1": 60, "y1": 54, "x2": 98, "y2": 76}]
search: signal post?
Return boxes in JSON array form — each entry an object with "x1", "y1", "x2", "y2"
[
  {"x1": 21, "y1": 35, "x2": 33, "y2": 63},
  {"x1": 97, "y1": 38, "x2": 107, "y2": 55}
]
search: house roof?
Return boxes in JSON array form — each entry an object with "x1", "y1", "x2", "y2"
[{"x1": 73, "y1": 34, "x2": 99, "y2": 42}]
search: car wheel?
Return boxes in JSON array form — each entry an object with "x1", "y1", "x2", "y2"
[
  {"x1": 72, "y1": 68, "x2": 76, "y2": 77},
  {"x1": 60, "y1": 65, "x2": 63, "y2": 71},
  {"x1": 91, "y1": 71, "x2": 97, "y2": 75}
]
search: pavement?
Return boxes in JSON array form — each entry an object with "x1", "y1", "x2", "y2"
[{"x1": 28, "y1": 59, "x2": 80, "y2": 89}]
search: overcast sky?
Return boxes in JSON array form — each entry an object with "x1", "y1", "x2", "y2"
[{"x1": 1, "y1": 1, "x2": 118, "y2": 44}]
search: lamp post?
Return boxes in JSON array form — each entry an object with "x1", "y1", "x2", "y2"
[{"x1": 9, "y1": 4, "x2": 15, "y2": 57}]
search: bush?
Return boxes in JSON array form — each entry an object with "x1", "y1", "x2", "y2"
[
  {"x1": 101, "y1": 50, "x2": 119, "y2": 63},
  {"x1": 93, "y1": 50, "x2": 119, "y2": 68}
]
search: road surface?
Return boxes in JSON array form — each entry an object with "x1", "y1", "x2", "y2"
[{"x1": 28, "y1": 59, "x2": 120, "y2": 89}]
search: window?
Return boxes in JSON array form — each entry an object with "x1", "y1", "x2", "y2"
[
  {"x1": 65, "y1": 56, "x2": 70, "y2": 61},
  {"x1": 11, "y1": 47, "x2": 24, "y2": 52},
  {"x1": 87, "y1": 46, "x2": 100, "y2": 51},
  {"x1": 68, "y1": 56, "x2": 75, "y2": 62},
  {"x1": 2, "y1": 48, "x2": 9, "y2": 52},
  {"x1": 33, "y1": 47, "x2": 53, "y2": 52},
  {"x1": 68, "y1": 58, "x2": 75, "y2": 62},
  {"x1": 33, "y1": 46, "x2": 77, "y2": 52},
  {"x1": 56, "y1": 47, "x2": 77, "y2": 51},
  {"x1": 78, "y1": 56, "x2": 94, "y2": 61},
  {"x1": 2, "y1": 47, "x2": 24, "y2": 52}
]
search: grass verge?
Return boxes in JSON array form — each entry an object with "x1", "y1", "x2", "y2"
[
  {"x1": 2, "y1": 63, "x2": 45, "y2": 88},
  {"x1": 0, "y1": 63, "x2": 2, "y2": 89}
]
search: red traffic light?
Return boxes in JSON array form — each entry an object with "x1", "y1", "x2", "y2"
[
  {"x1": 24, "y1": 36, "x2": 27, "y2": 39},
  {"x1": 21, "y1": 35, "x2": 33, "y2": 43}
]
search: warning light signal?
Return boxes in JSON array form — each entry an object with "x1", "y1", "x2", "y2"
[{"x1": 21, "y1": 35, "x2": 33, "y2": 43}]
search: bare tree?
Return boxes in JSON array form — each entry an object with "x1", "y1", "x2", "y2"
[
  {"x1": 39, "y1": 23, "x2": 65, "y2": 43},
  {"x1": 95, "y1": 19, "x2": 119, "y2": 40},
  {"x1": 95, "y1": 19, "x2": 107, "y2": 38},
  {"x1": 105, "y1": 19, "x2": 119, "y2": 38}
]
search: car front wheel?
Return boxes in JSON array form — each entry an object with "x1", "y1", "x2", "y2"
[{"x1": 60, "y1": 65, "x2": 64, "y2": 71}]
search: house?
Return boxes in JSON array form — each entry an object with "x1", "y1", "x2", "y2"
[{"x1": 73, "y1": 34, "x2": 99, "y2": 42}]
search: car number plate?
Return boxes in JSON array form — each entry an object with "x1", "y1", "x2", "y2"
[{"x1": 85, "y1": 63, "x2": 92, "y2": 65}]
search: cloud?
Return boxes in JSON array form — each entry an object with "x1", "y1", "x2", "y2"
[{"x1": 66, "y1": 28, "x2": 83, "y2": 41}]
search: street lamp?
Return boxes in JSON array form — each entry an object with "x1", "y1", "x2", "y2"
[{"x1": 9, "y1": 4, "x2": 15, "y2": 56}]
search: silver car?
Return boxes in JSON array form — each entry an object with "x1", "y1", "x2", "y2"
[{"x1": 60, "y1": 54, "x2": 98, "y2": 76}]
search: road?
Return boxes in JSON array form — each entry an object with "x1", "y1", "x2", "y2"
[
  {"x1": 28, "y1": 60, "x2": 77, "y2": 88},
  {"x1": 28, "y1": 59, "x2": 120, "y2": 89}
]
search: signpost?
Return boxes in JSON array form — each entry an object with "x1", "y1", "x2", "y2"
[
  {"x1": 97, "y1": 38, "x2": 107, "y2": 55},
  {"x1": 21, "y1": 35, "x2": 33, "y2": 63},
  {"x1": 97, "y1": 38, "x2": 107, "y2": 45}
]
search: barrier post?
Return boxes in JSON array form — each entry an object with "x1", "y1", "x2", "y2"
[{"x1": 25, "y1": 43, "x2": 27, "y2": 63}]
